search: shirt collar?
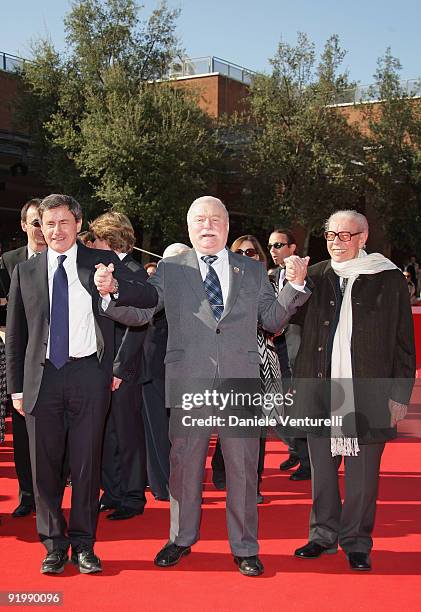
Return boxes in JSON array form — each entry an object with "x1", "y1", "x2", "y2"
[
  {"x1": 117, "y1": 252, "x2": 127, "y2": 261},
  {"x1": 27, "y1": 244, "x2": 37, "y2": 258},
  {"x1": 195, "y1": 247, "x2": 228, "y2": 263},
  {"x1": 47, "y1": 242, "x2": 78, "y2": 267}
]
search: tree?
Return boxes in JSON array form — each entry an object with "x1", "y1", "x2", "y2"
[
  {"x1": 242, "y1": 33, "x2": 365, "y2": 254},
  {"x1": 15, "y1": 0, "x2": 221, "y2": 242},
  {"x1": 363, "y1": 48, "x2": 421, "y2": 256}
]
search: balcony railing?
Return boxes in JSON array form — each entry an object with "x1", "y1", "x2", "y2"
[
  {"x1": 334, "y1": 79, "x2": 421, "y2": 105},
  {"x1": 0, "y1": 51, "x2": 25, "y2": 73},
  {"x1": 167, "y1": 56, "x2": 255, "y2": 85}
]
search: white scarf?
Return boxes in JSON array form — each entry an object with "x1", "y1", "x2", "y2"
[{"x1": 330, "y1": 250, "x2": 397, "y2": 456}]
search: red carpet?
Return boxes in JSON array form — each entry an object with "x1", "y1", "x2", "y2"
[{"x1": 1, "y1": 413, "x2": 421, "y2": 612}]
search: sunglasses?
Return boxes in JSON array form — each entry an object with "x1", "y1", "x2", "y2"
[
  {"x1": 324, "y1": 231, "x2": 362, "y2": 242},
  {"x1": 30, "y1": 219, "x2": 41, "y2": 227},
  {"x1": 267, "y1": 242, "x2": 288, "y2": 250},
  {"x1": 235, "y1": 248, "x2": 257, "y2": 258}
]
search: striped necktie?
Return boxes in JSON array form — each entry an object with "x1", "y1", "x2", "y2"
[{"x1": 201, "y1": 255, "x2": 224, "y2": 321}]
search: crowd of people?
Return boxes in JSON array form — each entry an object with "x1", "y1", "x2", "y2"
[{"x1": 0, "y1": 194, "x2": 415, "y2": 578}]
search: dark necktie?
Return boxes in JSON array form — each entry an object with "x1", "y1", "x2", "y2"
[
  {"x1": 49, "y1": 255, "x2": 69, "y2": 369},
  {"x1": 201, "y1": 255, "x2": 224, "y2": 321}
]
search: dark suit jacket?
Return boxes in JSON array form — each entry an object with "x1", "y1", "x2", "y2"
[
  {"x1": 291, "y1": 259, "x2": 416, "y2": 443},
  {"x1": 112, "y1": 254, "x2": 149, "y2": 383},
  {"x1": 5, "y1": 242, "x2": 157, "y2": 413},
  {"x1": 0, "y1": 246, "x2": 28, "y2": 297}
]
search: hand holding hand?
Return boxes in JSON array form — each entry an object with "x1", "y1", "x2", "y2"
[
  {"x1": 389, "y1": 399, "x2": 407, "y2": 427},
  {"x1": 13, "y1": 398, "x2": 25, "y2": 416},
  {"x1": 111, "y1": 376, "x2": 123, "y2": 391},
  {"x1": 284, "y1": 255, "x2": 310, "y2": 285},
  {"x1": 94, "y1": 263, "x2": 116, "y2": 296}
]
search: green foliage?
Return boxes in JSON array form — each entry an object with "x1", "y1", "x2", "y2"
[
  {"x1": 14, "y1": 0, "x2": 220, "y2": 239},
  {"x1": 240, "y1": 33, "x2": 365, "y2": 252},
  {"x1": 364, "y1": 48, "x2": 421, "y2": 255}
]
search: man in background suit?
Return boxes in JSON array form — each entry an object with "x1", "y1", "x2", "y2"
[
  {"x1": 6, "y1": 194, "x2": 157, "y2": 575},
  {"x1": 0, "y1": 198, "x2": 46, "y2": 517},
  {"x1": 268, "y1": 228, "x2": 311, "y2": 481},
  {"x1": 95, "y1": 196, "x2": 311, "y2": 576},
  {"x1": 90, "y1": 212, "x2": 148, "y2": 520}
]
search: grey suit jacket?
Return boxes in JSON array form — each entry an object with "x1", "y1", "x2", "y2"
[{"x1": 107, "y1": 249, "x2": 311, "y2": 405}]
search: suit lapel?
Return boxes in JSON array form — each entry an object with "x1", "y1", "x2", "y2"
[
  {"x1": 35, "y1": 250, "x2": 50, "y2": 322},
  {"x1": 219, "y1": 251, "x2": 245, "y2": 322},
  {"x1": 76, "y1": 243, "x2": 93, "y2": 294},
  {"x1": 182, "y1": 249, "x2": 212, "y2": 310}
]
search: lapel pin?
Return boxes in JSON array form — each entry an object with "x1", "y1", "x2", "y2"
[{"x1": 233, "y1": 266, "x2": 240, "y2": 273}]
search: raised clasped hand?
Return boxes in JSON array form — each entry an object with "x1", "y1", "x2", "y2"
[
  {"x1": 94, "y1": 262, "x2": 115, "y2": 296},
  {"x1": 284, "y1": 255, "x2": 310, "y2": 285}
]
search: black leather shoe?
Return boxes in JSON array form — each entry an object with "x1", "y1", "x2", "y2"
[
  {"x1": 280, "y1": 455, "x2": 300, "y2": 471},
  {"x1": 12, "y1": 502, "x2": 35, "y2": 518},
  {"x1": 256, "y1": 491, "x2": 264, "y2": 504},
  {"x1": 99, "y1": 502, "x2": 115, "y2": 512},
  {"x1": 41, "y1": 550, "x2": 68, "y2": 574},
  {"x1": 71, "y1": 548, "x2": 102, "y2": 574},
  {"x1": 107, "y1": 507, "x2": 143, "y2": 520},
  {"x1": 290, "y1": 466, "x2": 311, "y2": 481},
  {"x1": 294, "y1": 542, "x2": 337, "y2": 558},
  {"x1": 233, "y1": 555, "x2": 264, "y2": 577},
  {"x1": 154, "y1": 543, "x2": 191, "y2": 567},
  {"x1": 212, "y1": 471, "x2": 226, "y2": 491},
  {"x1": 347, "y1": 552, "x2": 371, "y2": 571}
]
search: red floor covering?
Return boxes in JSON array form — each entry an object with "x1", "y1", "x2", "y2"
[{"x1": 1, "y1": 416, "x2": 421, "y2": 612}]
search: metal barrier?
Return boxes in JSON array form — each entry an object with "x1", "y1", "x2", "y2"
[
  {"x1": 167, "y1": 56, "x2": 255, "y2": 85},
  {"x1": 334, "y1": 79, "x2": 421, "y2": 105},
  {"x1": 0, "y1": 51, "x2": 25, "y2": 73}
]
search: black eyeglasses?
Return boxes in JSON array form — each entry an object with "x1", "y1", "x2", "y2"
[
  {"x1": 30, "y1": 219, "x2": 41, "y2": 228},
  {"x1": 235, "y1": 248, "x2": 257, "y2": 258},
  {"x1": 324, "y1": 231, "x2": 362, "y2": 242},
  {"x1": 267, "y1": 242, "x2": 289, "y2": 250}
]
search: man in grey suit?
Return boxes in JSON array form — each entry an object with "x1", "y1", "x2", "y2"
[{"x1": 95, "y1": 196, "x2": 310, "y2": 576}]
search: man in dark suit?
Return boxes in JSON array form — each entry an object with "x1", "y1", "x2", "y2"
[
  {"x1": 268, "y1": 228, "x2": 311, "y2": 481},
  {"x1": 0, "y1": 198, "x2": 46, "y2": 517},
  {"x1": 292, "y1": 210, "x2": 415, "y2": 571},
  {"x1": 90, "y1": 211, "x2": 148, "y2": 520},
  {"x1": 6, "y1": 194, "x2": 157, "y2": 575}
]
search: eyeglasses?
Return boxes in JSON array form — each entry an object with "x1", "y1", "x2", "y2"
[
  {"x1": 29, "y1": 219, "x2": 41, "y2": 228},
  {"x1": 324, "y1": 231, "x2": 362, "y2": 242},
  {"x1": 267, "y1": 242, "x2": 289, "y2": 250},
  {"x1": 235, "y1": 248, "x2": 257, "y2": 258}
]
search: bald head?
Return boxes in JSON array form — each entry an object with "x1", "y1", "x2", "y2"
[{"x1": 187, "y1": 196, "x2": 229, "y2": 255}]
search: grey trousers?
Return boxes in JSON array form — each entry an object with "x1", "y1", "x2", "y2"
[
  {"x1": 308, "y1": 435, "x2": 385, "y2": 554},
  {"x1": 168, "y1": 424, "x2": 260, "y2": 557}
]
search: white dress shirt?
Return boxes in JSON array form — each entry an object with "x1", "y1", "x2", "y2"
[
  {"x1": 46, "y1": 243, "x2": 97, "y2": 359},
  {"x1": 195, "y1": 247, "x2": 230, "y2": 306}
]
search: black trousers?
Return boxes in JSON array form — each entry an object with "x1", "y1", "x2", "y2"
[
  {"x1": 26, "y1": 356, "x2": 110, "y2": 552},
  {"x1": 101, "y1": 380, "x2": 147, "y2": 511},
  {"x1": 308, "y1": 435, "x2": 385, "y2": 553},
  {"x1": 11, "y1": 407, "x2": 34, "y2": 505},
  {"x1": 142, "y1": 379, "x2": 170, "y2": 499}
]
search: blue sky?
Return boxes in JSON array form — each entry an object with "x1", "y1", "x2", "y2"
[{"x1": 2, "y1": 0, "x2": 420, "y2": 85}]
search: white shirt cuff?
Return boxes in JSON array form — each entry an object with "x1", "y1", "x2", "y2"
[
  {"x1": 12, "y1": 393, "x2": 23, "y2": 400},
  {"x1": 101, "y1": 294, "x2": 112, "y2": 311},
  {"x1": 289, "y1": 281, "x2": 306, "y2": 292}
]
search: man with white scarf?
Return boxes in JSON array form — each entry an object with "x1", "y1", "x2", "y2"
[{"x1": 291, "y1": 210, "x2": 415, "y2": 571}]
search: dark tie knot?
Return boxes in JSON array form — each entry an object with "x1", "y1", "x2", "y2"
[
  {"x1": 57, "y1": 255, "x2": 67, "y2": 267},
  {"x1": 202, "y1": 255, "x2": 218, "y2": 266}
]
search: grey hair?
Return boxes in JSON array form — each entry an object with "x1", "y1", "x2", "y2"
[
  {"x1": 162, "y1": 243, "x2": 190, "y2": 258},
  {"x1": 186, "y1": 196, "x2": 229, "y2": 224},
  {"x1": 325, "y1": 210, "x2": 369, "y2": 233}
]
